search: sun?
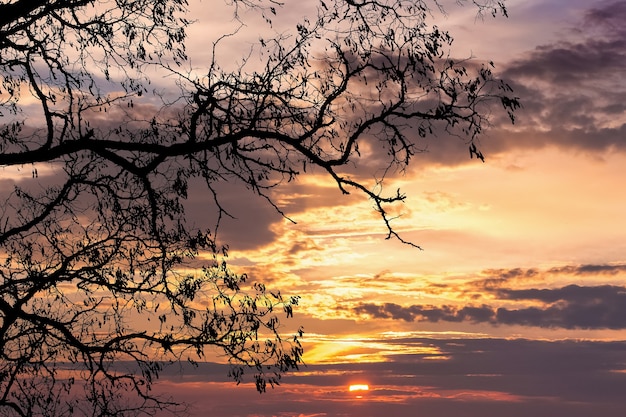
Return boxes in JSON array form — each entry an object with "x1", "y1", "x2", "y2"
[
  {"x1": 349, "y1": 384, "x2": 370, "y2": 399},
  {"x1": 348, "y1": 384, "x2": 370, "y2": 399}
]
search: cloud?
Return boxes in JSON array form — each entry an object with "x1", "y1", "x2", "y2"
[
  {"x1": 472, "y1": 264, "x2": 626, "y2": 290},
  {"x1": 497, "y1": 284, "x2": 626, "y2": 303},
  {"x1": 583, "y1": 1, "x2": 626, "y2": 38},
  {"x1": 354, "y1": 281, "x2": 626, "y2": 330},
  {"x1": 354, "y1": 302, "x2": 494, "y2": 323},
  {"x1": 479, "y1": 1, "x2": 626, "y2": 156},
  {"x1": 154, "y1": 337, "x2": 626, "y2": 417},
  {"x1": 312, "y1": 0, "x2": 626, "y2": 170},
  {"x1": 494, "y1": 285, "x2": 626, "y2": 329},
  {"x1": 504, "y1": 40, "x2": 626, "y2": 86},
  {"x1": 472, "y1": 267, "x2": 541, "y2": 289},
  {"x1": 548, "y1": 263, "x2": 626, "y2": 275},
  {"x1": 311, "y1": 1, "x2": 626, "y2": 167}
]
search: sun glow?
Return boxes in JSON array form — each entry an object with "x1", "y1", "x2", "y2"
[{"x1": 349, "y1": 384, "x2": 369, "y2": 392}]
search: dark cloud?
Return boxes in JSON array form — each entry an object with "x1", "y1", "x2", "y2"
[
  {"x1": 354, "y1": 283, "x2": 626, "y2": 329},
  {"x1": 483, "y1": 1, "x2": 626, "y2": 156},
  {"x1": 495, "y1": 285, "x2": 626, "y2": 329},
  {"x1": 473, "y1": 264, "x2": 626, "y2": 290},
  {"x1": 548, "y1": 263, "x2": 626, "y2": 275},
  {"x1": 473, "y1": 267, "x2": 540, "y2": 289},
  {"x1": 356, "y1": 0, "x2": 626, "y2": 165},
  {"x1": 583, "y1": 1, "x2": 626, "y2": 38},
  {"x1": 330, "y1": 0, "x2": 626, "y2": 169},
  {"x1": 497, "y1": 284, "x2": 626, "y2": 303},
  {"x1": 184, "y1": 178, "x2": 283, "y2": 251},
  {"x1": 417, "y1": 264, "x2": 626, "y2": 330},
  {"x1": 354, "y1": 302, "x2": 494, "y2": 323},
  {"x1": 504, "y1": 40, "x2": 626, "y2": 86},
  {"x1": 156, "y1": 338, "x2": 626, "y2": 417}
]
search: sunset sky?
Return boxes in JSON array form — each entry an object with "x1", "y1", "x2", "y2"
[
  {"x1": 144, "y1": 0, "x2": 626, "y2": 416},
  {"x1": 5, "y1": 0, "x2": 623, "y2": 415}
]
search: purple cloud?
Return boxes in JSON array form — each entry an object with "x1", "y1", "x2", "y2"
[{"x1": 355, "y1": 282, "x2": 626, "y2": 329}]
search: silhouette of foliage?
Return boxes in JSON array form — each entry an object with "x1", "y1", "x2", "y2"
[{"x1": 0, "y1": 0, "x2": 518, "y2": 415}]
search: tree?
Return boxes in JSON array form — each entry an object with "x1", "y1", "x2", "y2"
[{"x1": 0, "y1": 0, "x2": 519, "y2": 415}]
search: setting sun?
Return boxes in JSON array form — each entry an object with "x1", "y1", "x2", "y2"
[{"x1": 349, "y1": 384, "x2": 369, "y2": 392}]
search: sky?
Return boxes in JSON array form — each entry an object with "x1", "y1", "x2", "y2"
[
  {"x1": 4, "y1": 0, "x2": 626, "y2": 416},
  {"x1": 141, "y1": 0, "x2": 626, "y2": 416}
]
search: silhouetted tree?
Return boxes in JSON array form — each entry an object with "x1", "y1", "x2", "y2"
[{"x1": 0, "y1": 0, "x2": 518, "y2": 415}]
